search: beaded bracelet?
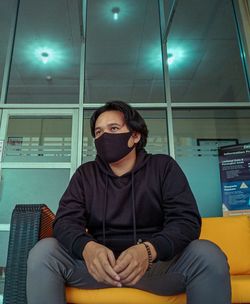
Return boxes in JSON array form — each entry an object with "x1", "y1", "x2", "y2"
[{"x1": 142, "y1": 242, "x2": 153, "y2": 270}]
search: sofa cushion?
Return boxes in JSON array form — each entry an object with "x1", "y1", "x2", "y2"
[
  {"x1": 231, "y1": 275, "x2": 250, "y2": 303},
  {"x1": 66, "y1": 287, "x2": 186, "y2": 304},
  {"x1": 65, "y1": 275, "x2": 250, "y2": 304},
  {"x1": 200, "y1": 215, "x2": 250, "y2": 275}
]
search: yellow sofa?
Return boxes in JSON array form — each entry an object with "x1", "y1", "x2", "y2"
[
  {"x1": 66, "y1": 215, "x2": 250, "y2": 304},
  {"x1": 3, "y1": 205, "x2": 250, "y2": 304}
]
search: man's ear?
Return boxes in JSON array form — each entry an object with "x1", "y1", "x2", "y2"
[{"x1": 132, "y1": 132, "x2": 141, "y2": 144}]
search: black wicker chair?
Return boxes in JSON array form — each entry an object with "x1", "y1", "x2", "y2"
[{"x1": 3, "y1": 204, "x2": 55, "y2": 304}]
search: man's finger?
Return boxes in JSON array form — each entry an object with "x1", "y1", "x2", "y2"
[
  {"x1": 99, "y1": 253, "x2": 120, "y2": 281},
  {"x1": 94, "y1": 258, "x2": 121, "y2": 287},
  {"x1": 119, "y1": 265, "x2": 138, "y2": 280},
  {"x1": 118, "y1": 259, "x2": 139, "y2": 280},
  {"x1": 90, "y1": 269, "x2": 101, "y2": 283},
  {"x1": 121, "y1": 267, "x2": 141, "y2": 284},
  {"x1": 114, "y1": 253, "x2": 131, "y2": 273}
]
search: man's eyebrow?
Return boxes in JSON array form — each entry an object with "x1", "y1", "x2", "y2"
[
  {"x1": 95, "y1": 122, "x2": 122, "y2": 130},
  {"x1": 108, "y1": 122, "x2": 122, "y2": 126}
]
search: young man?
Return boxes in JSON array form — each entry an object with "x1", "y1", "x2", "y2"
[{"x1": 27, "y1": 101, "x2": 231, "y2": 304}]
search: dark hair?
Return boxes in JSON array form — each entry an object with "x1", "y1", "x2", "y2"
[{"x1": 90, "y1": 101, "x2": 148, "y2": 151}]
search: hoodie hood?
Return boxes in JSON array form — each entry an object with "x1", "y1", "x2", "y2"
[{"x1": 95, "y1": 148, "x2": 151, "y2": 177}]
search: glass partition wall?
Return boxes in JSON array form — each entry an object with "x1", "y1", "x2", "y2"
[{"x1": 0, "y1": 0, "x2": 250, "y2": 301}]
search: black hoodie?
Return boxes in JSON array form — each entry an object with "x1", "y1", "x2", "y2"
[{"x1": 53, "y1": 150, "x2": 201, "y2": 261}]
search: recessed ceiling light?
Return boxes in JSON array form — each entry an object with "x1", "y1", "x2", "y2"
[
  {"x1": 112, "y1": 7, "x2": 120, "y2": 20},
  {"x1": 167, "y1": 53, "x2": 175, "y2": 65},
  {"x1": 35, "y1": 48, "x2": 54, "y2": 64},
  {"x1": 167, "y1": 48, "x2": 184, "y2": 66},
  {"x1": 41, "y1": 52, "x2": 49, "y2": 63}
]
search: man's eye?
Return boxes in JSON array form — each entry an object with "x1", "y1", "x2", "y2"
[
  {"x1": 95, "y1": 130, "x2": 101, "y2": 136},
  {"x1": 111, "y1": 127, "x2": 119, "y2": 132}
]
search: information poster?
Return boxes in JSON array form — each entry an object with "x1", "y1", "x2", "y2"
[{"x1": 218, "y1": 143, "x2": 250, "y2": 215}]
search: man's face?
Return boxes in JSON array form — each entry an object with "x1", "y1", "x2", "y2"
[
  {"x1": 94, "y1": 110, "x2": 141, "y2": 148},
  {"x1": 94, "y1": 110, "x2": 129, "y2": 138}
]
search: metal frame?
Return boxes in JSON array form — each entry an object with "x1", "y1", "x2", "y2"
[
  {"x1": 171, "y1": 102, "x2": 250, "y2": 108},
  {"x1": 0, "y1": 108, "x2": 78, "y2": 176},
  {"x1": 0, "y1": 104, "x2": 79, "y2": 109},
  {"x1": 232, "y1": 0, "x2": 250, "y2": 98},
  {"x1": 161, "y1": 0, "x2": 178, "y2": 44},
  {"x1": 77, "y1": 0, "x2": 87, "y2": 168},
  {"x1": 0, "y1": 0, "x2": 20, "y2": 105},
  {"x1": 159, "y1": 0, "x2": 178, "y2": 158},
  {"x1": 1, "y1": 102, "x2": 250, "y2": 110}
]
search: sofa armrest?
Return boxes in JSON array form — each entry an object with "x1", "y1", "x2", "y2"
[{"x1": 3, "y1": 204, "x2": 55, "y2": 304}]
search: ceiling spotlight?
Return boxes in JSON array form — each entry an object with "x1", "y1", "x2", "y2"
[
  {"x1": 167, "y1": 53, "x2": 175, "y2": 65},
  {"x1": 35, "y1": 48, "x2": 54, "y2": 64},
  {"x1": 112, "y1": 7, "x2": 120, "y2": 20},
  {"x1": 41, "y1": 52, "x2": 50, "y2": 64}
]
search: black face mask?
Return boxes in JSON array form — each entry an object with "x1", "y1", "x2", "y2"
[{"x1": 95, "y1": 131, "x2": 134, "y2": 163}]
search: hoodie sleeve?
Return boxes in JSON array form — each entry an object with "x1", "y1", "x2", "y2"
[
  {"x1": 53, "y1": 168, "x2": 95, "y2": 259},
  {"x1": 149, "y1": 158, "x2": 201, "y2": 261}
]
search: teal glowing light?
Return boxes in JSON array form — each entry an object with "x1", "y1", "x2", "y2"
[
  {"x1": 103, "y1": 3, "x2": 129, "y2": 24},
  {"x1": 40, "y1": 52, "x2": 49, "y2": 64},
  {"x1": 147, "y1": 47, "x2": 163, "y2": 70},
  {"x1": 35, "y1": 48, "x2": 55, "y2": 64},
  {"x1": 26, "y1": 41, "x2": 66, "y2": 69},
  {"x1": 167, "y1": 48, "x2": 184, "y2": 66},
  {"x1": 112, "y1": 7, "x2": 120, "y2": 20},
  {"x1": 167, "y1": 53, "x2": 175, "y2": 65},
  {"x1": 146, "y1": 46, "x2": 185, "y2": 71}
]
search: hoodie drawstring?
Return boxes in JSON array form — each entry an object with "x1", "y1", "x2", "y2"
[
  {"x1": 131, "y1": 172, "x2": 137, "y2": 245},
  {"x1": 102, "y1": 174, "x2": 108, "y2": 246}
]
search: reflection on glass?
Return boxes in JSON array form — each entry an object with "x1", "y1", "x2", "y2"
[
  {"x1": 173, "y1": 109, "x2": 250, "y2": 217},
  {"x1": 3, "y1": 117, "x2": 72, "y2": 162},
  {"x1": 0, "y1": 168, "x2": 70, "y2": 291},
  {"x1": 6, "y1": 0, "x2": 81, "y2": 104},
  {"x1": 82, "y1": 109, "x2": 168, "y2": 163},
  {"x1": 161, "y1": 0, "x2": 175, "y2": 37},
  {"x1": 140, "y1": 109, "x2": 169, "y2": 155},
  {"x1": 0, "y1": 0, "x2": 15, "y2": 87},
  {"x1": 167, "y1": 0, "x2": 249, "y2": 102},
  {"x1": 85, "y1": 0, "x2": 165, "y2": 103}
]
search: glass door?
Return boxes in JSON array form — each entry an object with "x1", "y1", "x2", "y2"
[{"x1": 0, "y1": 108, "x2": 78, "y2": 295}]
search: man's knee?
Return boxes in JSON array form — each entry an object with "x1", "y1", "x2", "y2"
[
  {"x1": 27, "y1": 237, "x2": 61, "y2": 272},
  {"x1": 187, "y1": 239, "x2": 230, "y2": 276}
]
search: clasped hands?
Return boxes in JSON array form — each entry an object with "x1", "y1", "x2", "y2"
[{"x1": 82, "y1": 241, "x2": 155, "y2": 287}]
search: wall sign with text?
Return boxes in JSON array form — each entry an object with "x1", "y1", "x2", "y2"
[{"x1": 219, "y1": 143, "x2": 250, "y2": 213}]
